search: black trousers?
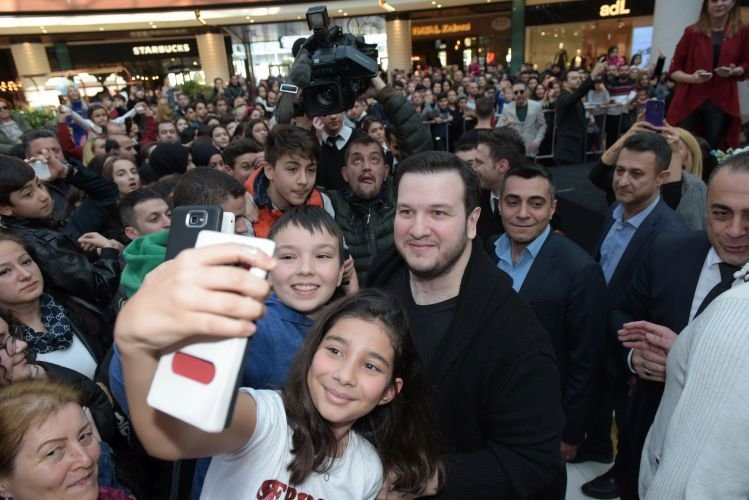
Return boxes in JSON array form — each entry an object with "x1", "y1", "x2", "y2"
[{"x1": 679, "y1": 99, "x2": 730, "y2": 150}]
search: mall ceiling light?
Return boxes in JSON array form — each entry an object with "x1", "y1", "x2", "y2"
[{"x1": 379, "y1": 0, "x2": 396, "y2": 13}]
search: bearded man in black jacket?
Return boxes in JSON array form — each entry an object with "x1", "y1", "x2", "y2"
[{"x1": 367, "y1": 151, "x2": 564, "y2": 499}]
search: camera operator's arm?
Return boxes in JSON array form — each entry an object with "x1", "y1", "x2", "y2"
[{"x1": 371, "y1": 76, "x2": 433, "y2": 159}]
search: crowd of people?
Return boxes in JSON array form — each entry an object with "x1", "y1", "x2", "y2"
[{"x1": 0, "y1": 1, "x2": 749, "y2": 499}]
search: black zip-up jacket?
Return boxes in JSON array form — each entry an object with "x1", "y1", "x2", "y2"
[{"x1": 2, "y1": 166, "x2": 121, "y2": 305}]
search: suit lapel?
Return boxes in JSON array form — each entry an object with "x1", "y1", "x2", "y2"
[
  {"x1": 519, "y1": 233, "x2": 557, "y2": 302},
  {"x1": 608, "y1": 216, "x2": 655, "y2": 291},
  {"x1": 594, "y1": 214, "x2": 615, "y2": 260}
]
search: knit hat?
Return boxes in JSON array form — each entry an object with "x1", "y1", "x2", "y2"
[
  {"x1": 149, "y1": 143, "x2": 191, "y2": 179},
  {"x1": 191, "y1": 142, "x2": 222, "y2": 167}
]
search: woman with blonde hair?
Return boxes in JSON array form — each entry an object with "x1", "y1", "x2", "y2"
[
  {"x1": 674, "y1": 126, "x2": 703, "y2": 179},
  {"x1": 0, "y1": 378, "x2": 131, "y2": 499}
]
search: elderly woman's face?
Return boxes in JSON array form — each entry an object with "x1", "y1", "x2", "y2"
[{"x1": 0, "y1": 403, "x2": 100, "y2": 500}]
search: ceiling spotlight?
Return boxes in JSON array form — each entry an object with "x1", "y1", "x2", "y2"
[{"x1": 437, "y1": 3, "x2": 442, "y2": 7}]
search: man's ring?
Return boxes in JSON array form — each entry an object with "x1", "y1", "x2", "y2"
[{"x1": 644, "y1": 368, "x2": 653, "y2": 376}]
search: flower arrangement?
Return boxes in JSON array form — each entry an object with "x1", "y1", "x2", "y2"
[
  {"x1": 711, "y1": 146, "x2": 749, "y2": 164},
  {"x1": 11, "y1": 106, "x2": 57, "y2": 130}
]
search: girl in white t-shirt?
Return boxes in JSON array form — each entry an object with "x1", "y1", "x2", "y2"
[{"x1": 116, "y1": 243, "x2": 442, "y2": 499}]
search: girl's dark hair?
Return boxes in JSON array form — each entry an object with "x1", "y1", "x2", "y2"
[
  {"x1": 282, "y1": 288, "x2": 442, "y2": 494},
  {"x1": 241, "y1": 118, "x2": 269, "y2": 141}
]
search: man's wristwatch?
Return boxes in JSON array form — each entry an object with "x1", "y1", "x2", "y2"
[{"x1": 64, "y1": 163, "x2": 77, "y2": 179}]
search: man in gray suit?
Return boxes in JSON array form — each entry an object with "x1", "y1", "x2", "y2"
[{"x1": 498, "y1": 82, "x2": 547, "y2": 158}]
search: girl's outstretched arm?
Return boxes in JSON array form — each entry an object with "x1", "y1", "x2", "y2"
[{"x1": 115, "y1": 243, "x2": 274, "y2": 460}]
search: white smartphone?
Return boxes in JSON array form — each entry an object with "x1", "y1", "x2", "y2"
[
  {"x1": 30, "y1": 160, "x2": 51, "y2": 181},
  {"x1": 147, "y1": 230, "x2": 276, "y2": 432},
  {"x1": 221, "y1": 212, "x2": 235, "y2": 234}
]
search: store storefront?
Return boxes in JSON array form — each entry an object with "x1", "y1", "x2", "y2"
[
  {"x1": 409, "y1": 4, "x2": 513, "y2": 71},
  {"x1": 49, "y1": 37, "x2": 208, "y2": 89},
  {"x1": 525, "y1": 0, "x2": 655, "y2": 70}
]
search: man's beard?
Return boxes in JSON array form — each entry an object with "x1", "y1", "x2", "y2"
[{"x1": 404, "y1": 228, "x2": 470, "y2": 279}]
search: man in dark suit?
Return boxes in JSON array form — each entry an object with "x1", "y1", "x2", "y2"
[
  {"x1": 553, "y1": 59, "x2": 606, "y2": 165},
  {"x1": 580, "y1": 132, "x2": 688, "y2": 499},
  {"x1": 609, "y1": 153, "x2": 749, "y2": 499},
  {"x1": 473, "y1": 127, "x2": 526, "y2": 249},
  {"x1": 490, "y1": 165, "x2": 608, "y2": 498}
]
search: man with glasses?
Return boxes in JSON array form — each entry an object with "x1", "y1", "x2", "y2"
[{"x1": 498, "y1": 82, "x2": 548, "y2": 158}]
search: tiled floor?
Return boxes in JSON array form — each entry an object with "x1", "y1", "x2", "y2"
[{"x1": 565, "y1": 461, "x2": 620, "y2": 500}]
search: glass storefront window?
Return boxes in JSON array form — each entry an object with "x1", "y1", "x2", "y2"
[{"x1": 525, "y1": 17, "x2": 651, "y2": 71}]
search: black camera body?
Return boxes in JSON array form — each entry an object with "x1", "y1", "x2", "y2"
[{"x1": 298, "y1": 6, "x2": 378, "y2": 117}]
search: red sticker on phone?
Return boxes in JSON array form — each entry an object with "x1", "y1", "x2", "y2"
[{"x1": 172, "y1": 352, "x2": 216, "y2": 384}]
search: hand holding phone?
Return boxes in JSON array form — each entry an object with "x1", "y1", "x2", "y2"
[
  {"x1": 29, "y1": 159, "x2": 52, "y2": 181},
  {"x1": 714, "y1": 66, "x2": 734, "y2": 78},
  {"x1": 694, "y1": 70, "x2": 713, "y2": 82},
  {"x1": 644, "y1": 99, "x2": 665, "y2": 127},
  {"x1": 148, "y1": 231, "x2": 276, "y2": 432}
]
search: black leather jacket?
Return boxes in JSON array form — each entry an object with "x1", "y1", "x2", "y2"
[{"x1": 2, "y1": 166, "x2": 120, "y2": 305}]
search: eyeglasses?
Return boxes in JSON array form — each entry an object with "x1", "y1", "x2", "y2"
[
  {"x1": 0, "y1": 335, "x2": 18, "y2": 356},
  {"x1": 0, "y1": 106, "x2": 9, "y2": 110},
  {"x1": 513, "y1": 90, "x2": 526, "y2": 95}
]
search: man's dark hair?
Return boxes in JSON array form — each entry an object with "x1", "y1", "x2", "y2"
[
  {"x1": 395, "y1": 151, "x2": 480, "y2": 213},
  {"x1": 21, "y1": 129, "x2": 58, "y2": 155},
  {"x1": 344, "y1": 135, "x2": 384, "y2": 165},
  {"x1": 455, "y1": 143, "x2": 476, "y2": 154},
  {"x1": 265, "y1": 125, "x2": 319, "y2": 168},
  {"x1": 223, "y1": 139, "x2": 263, "y2": 168},
  {"x1": 104, "y1": 139, "x2": 120, "y2": 154},
  {"x1": 392, "y1": 80, "x2": 405, "y2": 90},
  {"x1": 268, "y1": 206, "x2": 344, "y2": 264},
  {"x1": 476, "y1": 97, "x2": 495, "y2": 120},
  {"x1": 157, "y1": 120, "x2": 176, "y2": 132},
  {"x1": 119, "y1": 188, "x2": 169, "y2": 227},
  {"x1": 0, "y1": 154, "x2": 35, "y2": 205},
  {"x1": 172, "y1": 167, "x2": 244, "y2": 207},
  {"x1": 620, "y1": 132, "x2": 671, "y2": 173},
  {"x1": 501, "y1": 164, "x2": 556, "y2": 199},
  {"x1": 477, "y1": 126, "x2": 527, "y2": 169},
  {"x1": 709, "y1": 150, "x2": 749, "y2": 183},
  {"x1": 437, "y1": 92, "x2": 448, "y2": 101}
]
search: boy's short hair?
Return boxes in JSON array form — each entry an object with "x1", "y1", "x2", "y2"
[
  {"x1": 268, "y1": 206, "x2": 345, "y2": 264},
  {"x1": 172, "y1": 167, "x2": 245, "y2": 207},
  {"x1": 119, "y1": 188, "x2": 169, "y2": 227},
  {"x1": 265, "y1": 125, "x2": 319, "y2": 168},
  {"x1": 0, "y1": 154, "x2": 35, "y2": 205},
  {"x1": 223, "y1": 139, "x2": 263, "y2": 168}
]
